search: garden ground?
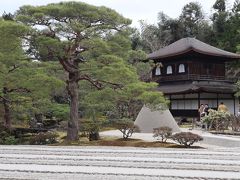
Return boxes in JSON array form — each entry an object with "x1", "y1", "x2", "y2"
[
  {"x1": 1, "y1": 129, "x2": 240, "y2": 179},
  {"x1": 0, "y1": 145, "x2": 240, "y2": 179},
  {"x1": 100, "y1": 128, "x2": 240, "y2": 148}
]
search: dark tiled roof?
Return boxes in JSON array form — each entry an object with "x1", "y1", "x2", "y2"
[
  {"x1": 157, "y1": 81, "x2": 236, "y2": 94},
  {"x1": 148, "y1": 38, "x2": 240, "y2": 59}
]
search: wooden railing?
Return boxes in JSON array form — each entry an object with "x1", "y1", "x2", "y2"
[{"x1": 153, "y1": 74, "x2": 226, "y2": 82}]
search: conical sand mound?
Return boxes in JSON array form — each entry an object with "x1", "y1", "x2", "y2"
[{"x1": 134, "y1": 106, "x2": 180, "y2": 133}]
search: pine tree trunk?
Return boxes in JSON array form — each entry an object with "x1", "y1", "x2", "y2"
[
  {"x1": 3, "y1": 101, "x2": 11, "y2": 129},
  {"x1": 2, "y1": 88, "x2": 11, "y2": 129},
  {"x1": 66, "y1": 75, "x2": 79, "y2": 141}
]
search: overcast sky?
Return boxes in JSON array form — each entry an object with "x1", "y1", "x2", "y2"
[{"x1": 0, "y1": 0, "x2": 235, "y2": 28}]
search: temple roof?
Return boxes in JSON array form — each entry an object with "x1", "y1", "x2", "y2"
[
  {"x1": 157, "y1": 81, "x2": 237, "y2": 95},
  {"x1": 148, "y1": 37, "x2": 240, "y2": 60}
]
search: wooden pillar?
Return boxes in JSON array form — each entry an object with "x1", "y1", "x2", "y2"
[
  {"x1": 233, "y1": 95, "x2": 236, "y2": 115},
  {"x1": 169, "y1": 95, "x2": 172, "y2": 109},
  {"x1": 183, "y1": 94, "x2": 185, "y2": 109},
  {"x1": 198, "y1": 92, "x2": 200, "y2": 108}
]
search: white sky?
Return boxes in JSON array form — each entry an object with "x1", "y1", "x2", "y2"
[{"x1": 0, "y1": 0, "x2": 235, "y2": 28}]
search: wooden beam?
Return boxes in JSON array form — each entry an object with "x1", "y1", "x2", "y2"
[
  {"x1": 234, "y1": 97, "x2": 236, "y2": 115},
  {"x1": 169, "y1": 95, "x2": 172, "y2": 109},
  {"x1": 198, "y1": 92, "x2": 200, "y2": 108}
]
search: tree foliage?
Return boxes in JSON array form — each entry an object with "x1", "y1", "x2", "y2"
[
  {"x1": 80, "y1": 32, "x2": 167, "y2": 141},
  {"x1": 171, "y1": 132, "x2": 203, "y2": 147},
  {"x1": 137, "y1": 2, "x2": 213, "y2": 52},
  {"x1": 202, "y1": 109, "x2": 231, "y2": 131},
  {"x1": 0, "y1": 19, "x2": 65, "y2": 129},
  {"x1": 1, "y1": 0, "x2": 239, "y2": 143},
  {"x1": 15, "y1": 2, "x2": 133, "y2": 141},
  {"x1": 16, "y1": 2, "x2": 167, "y2": 141},
  {"x1": 111, "y1": 118, "x2": 139, "y2": 140},
  {"x1": 179, "y1": 2, "x2": 204, "y2": 37},
  {"x1": 153, "y1": 126, "x2": 172, "y2": 143}
]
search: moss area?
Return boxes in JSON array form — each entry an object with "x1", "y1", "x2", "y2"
[{"x1": 55, "y1": 135, "x2": 202, "y2": 149}]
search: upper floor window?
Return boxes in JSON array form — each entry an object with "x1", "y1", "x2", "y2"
[
  {"x1": 155, "y1": 67, "x2": 161, "y2": 76},
  {"x1": 178, "y1": 64, "x2": 185, "y2": 73},
  {"x1": 166, "y1": 65, "x2": 173, "y2": 74}
]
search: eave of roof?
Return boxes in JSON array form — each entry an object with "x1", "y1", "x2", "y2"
[
  {"x1": 157, "y1": 82, "x2": 237, "y2": 95},
  {"x1": 148, "y1": 38, "x2": 240, "y2": 60}
]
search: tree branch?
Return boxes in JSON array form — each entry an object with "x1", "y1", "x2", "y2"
[
  {"x1": 78, "y1": 74, "x2": 103, "y2": 90},
  {"x1": 6, "y1": 88, "x2": 31, "y2": 93},
  {"x1": 8, "y1": 65, "x2": 20, "y2": 73},
  {"x1": 59, "y1": 58, "x2": 79, "y2": 73},
  {"x1": 0, "y1": 96, "x2": 10, "y2": 103},
  {"x1": 98, "y1": 80, "x2": 123, "y2": 89},
  {"x1": 11, "y1": 99, "x2": 32, "y2": 104},
  {"x1": 77, "y1": 74, "x2": 123, "y2": 90}
]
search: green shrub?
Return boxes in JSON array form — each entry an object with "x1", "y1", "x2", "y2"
[
  {"x1": 4, "y1": 136, "x2": 18, "y2": 145},
  {"x1": 153, "y1": 127, "x2": 172, "y2": 142},
  {"x1": 0, "y1": 124, "x2": 18, "y2": 145},
  {"x1": 230, "y1": 115, "x2": 240, "y2": 132},
  {"x1": 171, "y1": 132, "x2": 203, "y2": 147},
  {"x1": 202, "y1": 109, "x2": 231, "y2": 131},
  {"x1": 29, "y1": 132, "x2": 58, "y2": 145},
  {"x1": 80, "y1": 119, "x2": 102, "y2": 141},
  {"x1": 111, "y1": 118, "x2": 139, "y2": 140}
]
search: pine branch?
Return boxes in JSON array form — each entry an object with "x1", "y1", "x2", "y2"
[
  {"x1": 6, "y1": 88, "x2": 31, "y2": 93},
  {"x1": 98, "y1": 80, "x2": 123, "y2": 89},
  {"x1": 0, "y1": 96, "x2": 11, "y2": 103},
  {"x1": 59, "y1": 58, "x2": 79, "y2": 73},
  {"x1": 8, "y1": 65, "x2": 20, "y2": 73},
  {"x1": 78, "y1": 74, "x2": 103, "y2": 90},
  {"x1": 77, "y1": 74, "x2": 123, "y2": 90}
]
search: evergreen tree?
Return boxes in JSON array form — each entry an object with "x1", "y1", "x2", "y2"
[
  {"x1": 179, "y1": 2, "x2": 204, "y2": 37},
  {"x1": 0, "y1": 19, "x2": 64, "y2": 129},
  {"x1": 138, "y1": 2, "x2": 213, "y2": 52},
  {"x1": 16, "y1": 2, "x2": 166, "y2": 141}
]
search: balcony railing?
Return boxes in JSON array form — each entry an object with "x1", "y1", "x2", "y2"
[{"x1": 153, "y1": 74, "x2": 227, "y2": 82}]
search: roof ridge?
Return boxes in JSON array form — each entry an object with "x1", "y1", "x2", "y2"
[{"x1": 148, "y1": 37, "x2": 240, "y2": 60}]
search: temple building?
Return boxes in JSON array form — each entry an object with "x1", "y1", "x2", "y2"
[{"x1": 148, "y1": 37, "x2": 240, "y2": 118}]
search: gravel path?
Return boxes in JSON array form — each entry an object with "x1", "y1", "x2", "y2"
[
  {"x1": 0, "y1": 145, "x2": 240, "y2": 179},
  {"x1": 100, "y1": 129, "x2": 240, "y2": 148}
]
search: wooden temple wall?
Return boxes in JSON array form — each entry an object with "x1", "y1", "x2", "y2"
[{"x1": 166, "y1": 93, "x2": 239, "y2": 117}]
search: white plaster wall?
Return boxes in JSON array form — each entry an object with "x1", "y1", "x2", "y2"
[
  {"x1": 171, "y1": 94, "x2": 198, "y2": 99},
  {"x1": 170, "y1": 93, "x2": 238, "y2": 115},
  {"x1": 235, "y1": 98, "x2": 239, "y2": 115},
  {"x1": 185, "y1": 100, "x2": 198, "y2": 109},
  {"x1": 171, "y1": 100, "x2": 198, "y2": 110},
  {"x1": 171, "y1": 100, "x2": 177, "y2": 109},
  {"x1": 178, "y1": 100, "x2": 184, "y2": 109}
]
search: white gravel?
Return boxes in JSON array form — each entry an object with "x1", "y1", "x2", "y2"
[
  {"x1": 100, "y1": 129, "x2": 240, "y2": 148},
  {"x1": 1, "y1": 128, "x2": 240, "y2": 179},
  {"x1": 0, "y1": 145, "x2": 240, "y2": 179}
]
